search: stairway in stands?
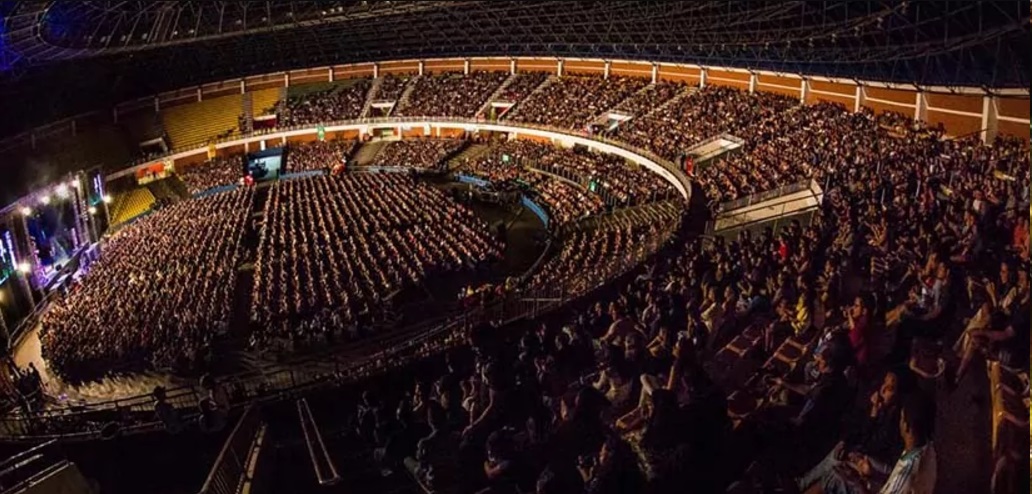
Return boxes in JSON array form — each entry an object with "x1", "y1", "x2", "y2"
[
  {"x1": 570, "y1": 200, "x2": 682, "y2": 233},
  {"x1": 394, "y1": 75, "x2": 421, "y2": 115},
  {"x1": 360, "y1": 77, "x2": 384, "y2": 118},
  {"x1": 475, "y1": 72, "x2": 519, "y2": 118},
  {"x1": 351, "y1": 140, "x2": 389, "y2": 166}
]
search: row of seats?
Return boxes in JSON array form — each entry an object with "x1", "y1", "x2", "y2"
[
  {"x1": 161, "y1": 94, "x2": 243, "y2": 149},
  {"x1": 109, "y1": 188, "x2": 156, "y2": 226}
]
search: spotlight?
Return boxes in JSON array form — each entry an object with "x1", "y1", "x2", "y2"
[
  {"x1": 40, "y1": 195, "x2": 51, "y2": 205},
  {"x1": 20, "y1": 207, "x2": 32, "y2": 216},
  {"x1": 16, "y1": 262, "x2": 31, "y2": 274},
  {"x1": 102, "y1": 195, "x2": 113, "y2": 204},
  {"x1": 56, "y1": 184, "x2": 69, "y2": 198},
  {"x1": 88, "y1": 206, "x2": 97, "y2": 215}
]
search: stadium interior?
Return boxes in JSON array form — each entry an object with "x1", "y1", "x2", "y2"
[{"x1": 0, "y1": 2, "x2": 1028, "y2": 494}]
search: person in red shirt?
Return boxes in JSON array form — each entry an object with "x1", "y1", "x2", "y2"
[{"x1": 845, "y1": 294, "x2": 875, "y2": 366}]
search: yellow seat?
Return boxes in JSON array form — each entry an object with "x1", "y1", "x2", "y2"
[{"x1": 161, "y1": 94, "x2": 243, "y2": 149}]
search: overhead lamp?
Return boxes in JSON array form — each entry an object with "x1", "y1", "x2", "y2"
[
  {"x1": 102, "y1": 195, "x2": 113, "y2": 204},
  {"x1": 88, "y1": 206, "x2": 98, "y2": 215},
  {"x1": 40, "y1": 195, "x2": 51, "y2": 205},
  {"x1": 16, "y1": 262, "x2": 31, "y2": 274},
  {"x1": 56, "y1": 184, "x2": 69, "y2": 198},
  {"x1": 20, "y1": 207, "x2": 32, "y2": 217}
]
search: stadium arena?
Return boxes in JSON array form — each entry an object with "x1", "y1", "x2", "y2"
[{"x1": 0, "y1": 2, "x2": 1028, "y2": 493}]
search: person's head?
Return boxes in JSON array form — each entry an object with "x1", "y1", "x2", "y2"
[
  {"x1": 999, "y1": 261, "x2": 1013, "y2": 285},
  {"x1": 623, "y1": 331, "x2": 645, "y2": 360},
  {"x1": 486, "y1": 429, "x2": 516, "y2": 462},
  {"x1": 879, "y1": 371, "x2": 900, "y2": 405},
  {"x1": 900, "y1": 394, "x2": 935, "y2": 447},
  {"x1": 935, "y1": 261, "x2": 950, "y2": 280},
  {"x1": 851, "y1": 294, "x2": 873, "y2": 319},
  {"x1": 200, "y1": 374, "x2": 216, "y2": 390},
  {"x1": 153, "y1": 386, "x2": 167, "y2": 402}
]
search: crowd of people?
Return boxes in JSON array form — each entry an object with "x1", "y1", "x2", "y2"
[
  {"x1": 396, "y1": 72, "x2": 510, "y2": 118},
  {"x1": 41, "y1": 189, "x2": 254, "y2": 381},
  {"x1": 177, "y1": 155, "x2": 245, "y2": 195},
  {"x1": 534, "y1": 148, "x2": 673, "y2": 206},
  {"x1": 323, "y1": 90, "x2": 1028, "y2": 493},
  {"x1": 611, "y1": 81, "x2": 688, "y2": 116},
  {"x1": 376, "y1": 74, "x2": 416, "y2": 102},
  {"x1": 275, "y1": 80, "x2": 373, "y2": 127},
  {"x1": 505, "y1": 76, "x2": 648, "y2": 130},
  {"x1": 251, "y1": 174, "x2": 502, "y2": 346},
  {"x1": 286, "y1": 139, "x2": 358, "y2": 173},
  {"x1": 614, "y1": 86, "x2": 799, "y2": 164},
  {"x1": 370, "y1": 139, "x2": 465, "y2": 171},
  {"x1": 496, "y1": 72, "x2": 549, "y2": 104}
]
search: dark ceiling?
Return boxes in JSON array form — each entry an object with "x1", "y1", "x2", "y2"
[{"x1": 0, "y1": 0, "x2": 1028, "y2": 137}]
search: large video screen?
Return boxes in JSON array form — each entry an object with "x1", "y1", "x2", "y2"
[
  {"x1": 246, "y1": 148, "x2": 284, "y2": 181},
  {"x1": 0, "y1": 228, "x2": 14, "y2": 285}
]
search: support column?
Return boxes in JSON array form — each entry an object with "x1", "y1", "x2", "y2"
[
  {"x1": 244, "y1": 141, "x2": 250, "y2": 153},
  {"x1": 651, "y1": 64, "x2": 658, "y2": 84},
  {"x1": 154, "y1": 96, "x2": 160, "y2": 113},
  {"x1": 464, "y1": 59, "x2": 470, "y2": 75},
  {"x1": 284, "y1": 72, "x2": 290, "y2": 88},
  {"x1": 557, "y1": 59, "x2": 564, "y2": 77},
  {"x1": 981, "y1": 96, "x2": 999, "y2": 144},
  {"x1": 748, "y1": 73, "x2": 757, "y2": 94},
  {"x1": 196, "y1": 87, "x2": 202, "y2": 102},
  {"x1": 240, "y1": 80, "x2": 246, "y2": 94},
  {"x1": 373, "y1": 63, "x2": 379, "y2": 79},
  {"x1": 418, "y1": 61, "x2": 425, "y2": 76},
  {"x1": 800, "y1": 78, "x2": 810, "y2": 104},
  {"x1": 510, "y1": 59, "x2": 516, "y2": 75},
  {"x1": 328, "y1": 67, "x2": 334, "y2": 82},
  {"x1": 854, "y1": 85, "x2": 864, "y2": 113},
  {"x1": 914, "y1": 90, "x2": 928, "y2": 123},
  {"x1": 603, "y1": 61, "x2": 611, "y2": 80},
  {"x1": 699, "y1": 68, "x2": 707, "y2": 88}
]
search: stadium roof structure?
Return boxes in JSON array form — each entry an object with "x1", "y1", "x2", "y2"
[{"x1": 0, "y1": 0, "x2": 1029, "y2": 135}]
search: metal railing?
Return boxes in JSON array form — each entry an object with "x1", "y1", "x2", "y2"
[
  {"x1": 296, "y1": 398, "x2": 340, "y2": 486},
  {"x1": 714, "y1": 178, "x2": 817, "y2": 213},
  {"x1": 198, "y1": 405, "x2": 263, "y2": 494}
]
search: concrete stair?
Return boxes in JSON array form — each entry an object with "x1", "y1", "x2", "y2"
[
  {"x1": 394, "y1": 75, "x2": 421, "y2": 115},
  {"x1": 475, "y1": 72, "x2": 519, "y2": 118},
  {"x1": 359, "y1": 77, "x2": 384, "y2": 118}
]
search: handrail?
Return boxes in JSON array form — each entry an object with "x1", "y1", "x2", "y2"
[
  {"x1": 0, "y1": 440, "x2": 58, "y2": 471},
  {"x1": 198, "y1": 404, "x2": 262, "y2": 494},
  {"x1": 296, "y1": 398, "x2": 341, "y2": 486}
]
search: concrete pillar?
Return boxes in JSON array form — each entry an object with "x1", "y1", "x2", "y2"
[
  {"x1": 240, "y1": 80, "x2": 246, "y2": 94},
  {"x1": 464, "y1": 59, "x2": 470, "y2": 75},
  {"x1": 748, "y1": 73, "x2": 757, "y2": 94},
  {"x1": 854, "y1": 85, "x2": 864, "y2": 113},
  {"x1": 557, "y1": 59, "x2": 564, "y2": 77},
  {"x1": 914, "y1": 91, "x2": 927, "y2": 123},
  {"x1": 981, "y1": 95, "x2": 999, "y2": 144},
  {"x1": 418, "y1": 61, "x2": 425, "y2": 76},
  {"x1": 197, "y1": 87, "x2": 202, "y2": 102},
  {"x1": 510, "y1": 59, "x2": 516, "y2": 75},
  {"x1": 699, "y1": 69, "x2": 707, "y2": 88},
  {"x1": 373, "y1": 63, "x2": 379, "y2": 79},
  {"x1": 244, "y1": 141, "x2": 250, "y2": 153},
  {"x1": 284, "y1": 73, "x2": 290, "y2": 88},
  {"x1": 328, "y1": 67, "x2": 334, "y2": 82},
  {"x1": 604, "y1": 61, "x2": 611, "y2": 80},
  {"x1": 154, "y1": 96, "x2": 161, "y2": 113},
  {"x1": 651, "y1": 64, "x2": 658, "y2": 84},
  {"x1": 800, "y1": 78, "x2": 810, "y2": 104}
]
